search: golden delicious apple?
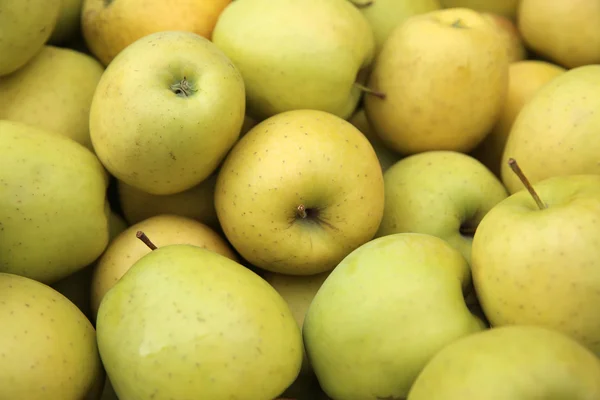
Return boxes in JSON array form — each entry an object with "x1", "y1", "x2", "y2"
[
  {"x1": 215, "y1": 109, "x2": 385, "y2": 275},
  {"x1": 0, "y1": 273, "x2": 104, "y2": 399},
  {"x1": 501, "y1": 65, "x2": 600, "y2": 194},
  {"x1": 0, "y1": 0, "x2": 60, "y2": 76},
  {"x1": 354, "y1": 0, "x2": 441, "y2": 55},
  {"x1": 212, "y1": 0, "x2": 375, "y2": 120},
  {"x1": 407, "y1": 325, "x2": 600, "y2": 399},
  {"x1": 0, "y1": 120, "x2": 110, "y2": 284},
  {"x1": 471, "y1": 60, "x2": 566, "y2": 177},
  {"x1": 376, "y1": 151, "x2": 507, "y2": 264},
  {"x1": 90, "y1": 214, "x2": 238, "y2": 319},
  {"x1": 81, "y1": 0, "x2": 231, "y2": 66},
  {"x1": 439, "y1": 0, "x2": 519, "y2": 19},
  {"x1": 49, "y1": 0, "x2": 84, "y2": 44},
  {"x1": 481, "y1": 12, "x2": 527, "y2": 63},
  {"x1": 303, "y1": 233, "x2": 486, "y2": 400},
  {"x1": 96, "y1": 244, "x2": 303, "y2": 400},
  {"x1": 518, "y1": 0, "x2": 600, "y2": 68},
  {"x1": 89, "y1": 30, "x2": 246, "y2": 195},
  {"x1": 365, "y1": 7, "x2": 509, "y2": 155},
  {"x1": 0, "y1": 46, "x2": 104, "y2": 150},
  {"x1": 473, "y1": 166, "x2": 600, "y2": 355}
]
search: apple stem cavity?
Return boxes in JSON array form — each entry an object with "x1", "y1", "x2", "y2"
[
  {"x1": 508, "y1": 158, "x2": 547, "y2": 210},
  {"x1": 350, "y1": 0, "x2": 374, "y2": 8},
  {"x1": 354, "y1": 83, "x2": 386, "y2": 99},
  {"x1": 136, "y1": 231, "x2": 158, "y2": 250},
  {"x1": 170, "y1": 76, "x2": 197, "y2": 98}
]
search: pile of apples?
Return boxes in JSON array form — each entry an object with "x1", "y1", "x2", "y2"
[{"x1": 2, "y1": 0, "x2": 600, "y2": 399}]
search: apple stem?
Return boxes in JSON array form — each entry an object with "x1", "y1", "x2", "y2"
[
  {"x1": 170, "y1": 76, "x2": 196, "y2": 98},
  {"x1": 136, "y1": 231, "x2": 158, "y2": 250},
  {"x1": 354, "y1": 83, "x2": 386, "y2": 99},
  {"x1": 296, "y1": 204, "x2": 308, "y2": 219},
  {"x1": 508, "y1": 158, "x2": 546, "y2": 210},
  {"x1": 349, "y1": 0, "x2": 374, "y2": 8},
  {"x1": 451, "y1": 18, "x2": 467, "y2": 29}
]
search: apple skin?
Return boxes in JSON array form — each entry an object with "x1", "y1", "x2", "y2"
[
  {"x1": 439, "y1": 0, "x2": 519, "y2": 19},
  {"x1": 376, "y1": 151, "x2": 508, "y2": 264},
  {"x1": 211, "y1": 0, "x2": 375, "y2": 121},
  {"x1": 472, "y1": 174, "x2": 600, "y2": 356},
  {"x1": 89, "y1": 30, "x2": 246, "y2": 196},
  {"x1": 481, "y1": 12, "x2": 527, "y2": 63},
  {"x1": 407, "y1": 325, "x2": 600, "y2": 399},
  {"x1": 215, "y1": 109, "x2": 385, "y2": 276}
]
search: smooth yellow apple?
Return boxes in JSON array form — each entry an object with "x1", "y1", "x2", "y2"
[
  {"x1": 81, "y1": 0, "x2": 231, "y2": 66},
  {"x1": 471, "y1": 60, "x2": 566, "y2": 177},
  {"x1": 501, "y1": 65, "x2": 600, "y2": 194},
  {"x1": 49, "y1": 0, "x2": 84, "y2": 44},
  {"x1": 215, "y1": 109, "x2": 385, "y2": 275},
  {"x1": 90, "y1": 214, "x2": 238, "y2": 319},
  {"x1": 212, "y1": 0, "x2": 375, "y2": 120},
  {"x1": 0, "y1": 45, "x2": 104, "y2": 150},
  {"x1": 365, "y1": 7, "x2": 509, "y2": 155},
  {"x1": 0, "y1": 272, "x2": 103, "y2": 399},
  {"x1": 407, "y1": 325, "x2": 600, "y2": 399},
  {"x1": 0, "y1": 0, "x2": 60, "y2": 76},
  {"x1": 481, "y1": 12, "x2": 527, "y2": 63},
  {"x1": 439, "y1": 0, "x2": 519, "y2": 19},
  {"x1": 89, "y1": 30, "x2": 246, "y2": 195},
  {"x1": 0, "y1": 120, "x2": 110, "y2": 284},
  {"x1": 518, "y1": 0, "x2": 600, "y2": 68}
]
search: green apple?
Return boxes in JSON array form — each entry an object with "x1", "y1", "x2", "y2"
[
  {"x1": 96, "y1": 242, "x2": 303, "y2": 400},
  {"x1": 212, "y1": 0, "x2": 375, "y2": 120},
  {"x1": 439, "y1": 0, "x2": 520, "y2": 19},
  {"x1": 49, "y1": 0, "x2": 84, "y2": 44},
  {"x1": 0, "y1": 0, "x2": 60, "y2": 76},
  {"x1": 473, "y1": 160, "x2": 600, "y2": 355},
  {"x1": 501, "y1": 64, "x2": 600, "y2": 194},
  {"x1": 303, "y1": 233, "x2": 486, "y2": 400},
  {"x1": 89, "y1": 30, "x2": 246, "y2": 195},
  {"x1": 0, "y1": 272, "x2": 104, "y2": 399},
  {"x1": 364, "y1": 7, "x2": 509, "y2": 155},
  {"x1": 0, "y1": 120, "x2": 110, "y2": 284},
  {"x1": 376, "y1": 151, "x2": 507, "y2": 264},
  {"x1": 0, "y1": 45, "x2": 104, "y2": 150},
  {"x1": 215, "y1": 109, "x2": 385, "y2": 276},
  {"x1": 353, "y1": 0, "x2": 441, "y2": 55},
  {"x1": 408, "y1": 325, "x2": 600, "y2": 399},
  {"x1": 117, "y1": 174, "x2": 220, "y2": 230}
]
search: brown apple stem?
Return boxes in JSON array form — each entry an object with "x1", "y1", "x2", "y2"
[
  {"x1": 296, "y1": 204, "x2": 308, "y2": 219},
  {"x1": 136, "y1": 231, "x2": 158, "y2": 250},
  {"x1": 354, "y1": 83, "x2": 386, "y2": 99},
  {"x1": 349, "y1": 0, "x2": 374, "y2": 8},
  {"x1": 508, "y1": 158, "x2": 546, "y2": 210},
  {"x1": 170, "y1": 76, "x2": 196, "y2": 97}
]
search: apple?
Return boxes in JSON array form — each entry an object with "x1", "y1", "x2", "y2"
[
  {"x1": 518, "y1": 0, "x2": 600, "y2": 69},
  {"x1": 364, "y1": 7, "x2": 509, "y2": 155},
  {"x1": 472, "y1": 159, "x2": 600, "y2": 355},
  {"x1": 303, "y1": 233, "x2": 485, "y2": 400},
  {"x1": 376, "y1": 151, "x2": 508, "y2": 265},
  {"x1": 215, "y1": 109, "x2": 385, "y2": 276},
  {"x1": 81, "y1": 0, "x2": 231, "y2": 66},
  {"x1": 407, "y1": 325, "x2": 600, "y2": 399},
  {"x1": 501, "y1": 64, "x2": 600, "y2": 194},
  {"x1": 211, "y1": 0, "x2": 375, "y2": 120},
  {"x1": 89, "y1": 30, "x2": 246, "y2": 196}
]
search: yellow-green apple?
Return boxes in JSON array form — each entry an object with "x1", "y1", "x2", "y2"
[
  {"x1": 353, "y1": 0, "x2": 441, "y2": 55},
  {"x1": 96, "y1": 242, "x2": 303, "y2": 400},
  {"x1": 89, "y1": 30, "x2": 246, "y2": 195},
  {"x1": 473, "y1": 159, "x2": 600, "y2": 355},
  {"x1": 471, "y1": 60, "x2": 566, "y2": 177},
  {"x1": 90, "y1": 214, "x2": 237, "y2": 319},
  {"x1": 0, "y1": 272, "x2": 104, "y2": 399},
  {"x1": 518, "y1": 0, "x2": 600, "y2": 68},
  {"x1": 376, "y1": 151, "x2": 507, "y2": 264},
  {"x1": 49, "y1": 0, "x2": 84, "y2": 44},
  {"x1": 303, "y1": 233, "x2": 486, "y2": 400},
  {"x1": 348, "y1": 108, "x2": 401, "y2": 172},
  {"x1": 501, "y1": 65, "x2": 600, "y2": 194},
  {"x1": 0, "y1": 45, "x2": 104, "y2": 150},
  {"x1": 407, "y1": 325, "x2": 600, "y2": 399},
  {"x1": 117, "y1": 174, "x2": 219, "y2": 229},
  {"x1": 82, "y1": 0, "x2": 231, "y2": 66},
  {"x1": 439, "y1": 0, "x2": 519, "y2": 19},
  {"x1": 0, "y1": 120, "x2": 110, "y2": 284},
  {"x1": 481, "y1": 12, "x2": 527, "y2": 63},
  {"x1": 365, "y1": 7, "x2": 509, "y2": 155},
  {"x1": 215, "y1": 109, "x2": 385, "y2": 275},
  {"x1": 0, "y1": 0, "x2": 60, "y2": 76},
  {"x1": 211, "y1": 0, "x2": 375, "y2": 120}
]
